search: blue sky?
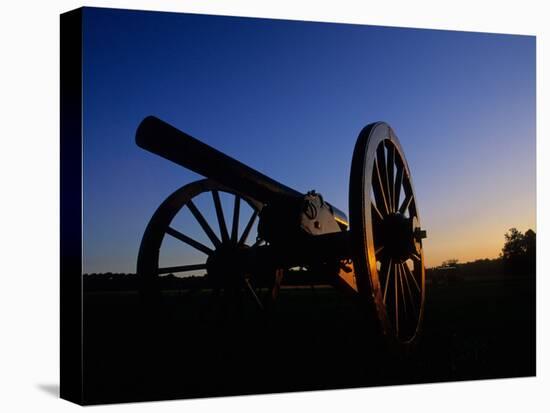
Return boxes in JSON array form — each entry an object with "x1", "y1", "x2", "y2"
[{"x1": 82, "y1": 7, "x2": 535, "y2": 272}]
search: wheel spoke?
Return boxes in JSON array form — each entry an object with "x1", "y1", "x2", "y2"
[
  {"x1": 400, "y1": 263, "x2": 417, "y2": 316},
  {"x1": 375, "y1": 245, "x2": 384, "y2": 256},
  {"x1": 187, "y1": 200, "x2": 221, "y2": 248},
  {"x1": 372, "y1": 204, "x2": 384, "y2": 248},
  {"x1": 157, "y1": 263, "x2": 207, "y2": 275},
  {"x1": 372, "y1": 201, "x2": 384, "y2": 222},
  {"x1": 231, "y1": 195, "x2": 240, "y2": 243},
  {"x1": 394, "y1": 161, "x2": 404, "y2": 212},
  {"x1": 211, "y1": 190, "x2": 230, "y2": 243},
  {"x1": 399, "y1": 193, "x2": 413, "y2": 215},
  {"x1": 385, "y1": 142, "x2": 395, "y2": 212},
  {"x1": 398, "y1": 264, "x2": 407, "y2": 317},
  {"x1": 244, "y1": 278, "x2": 264, "y2": 310},
  {"x1": 377, "y1": 142, "x2": 394, "y2": 212},
  {"x1": 373, "y1": 159, "x2": 390, "y2": 215},
  {"x1": 376, "y1": 143, "x2": 390, "y2": 199},
  {"x1": 238, "y1": 209, "x2": 259, "y2": 246},
  {"x1": 394, "y1": 263, "x2": 399, "y2": 336},
  {"x1": 382, "y1": 258, "x2": 392, "y2": 304},
  {"x1": 403, "y1": 261, "x2": 421, "y2": 292},
  {"x1": 166, "y1": 226, "x2": 213, "y2": 256}
]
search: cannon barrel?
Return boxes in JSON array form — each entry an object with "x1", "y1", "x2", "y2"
[{"x1": 136, "y1": 116, "x2": 348, "y2": 225}]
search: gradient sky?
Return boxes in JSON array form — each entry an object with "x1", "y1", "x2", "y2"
[{"x1": 82, "y1": 7, "x2": 535, "y2": 273}]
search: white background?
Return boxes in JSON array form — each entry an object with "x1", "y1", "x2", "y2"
[{"x1": 0, "y1": 0, "x2": 548, "y2": 411}]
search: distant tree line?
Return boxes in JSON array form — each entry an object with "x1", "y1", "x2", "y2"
[
  {"x1": 83, "y1": 272, "x2": 208, "y2": 292},
  {"x1": 428, "y1": 227, "x2": 536, "y2": 283}
]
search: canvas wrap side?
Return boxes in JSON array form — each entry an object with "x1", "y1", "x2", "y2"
[{"x1": 60, "y1": 8, "x2": 84, "y2": 405}]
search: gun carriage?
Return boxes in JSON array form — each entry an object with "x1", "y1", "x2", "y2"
[{"x1": 136, "y1": 116, "x2": 427, "y2": 350}]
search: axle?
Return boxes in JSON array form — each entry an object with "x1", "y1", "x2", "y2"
[
  {"x1": 247, "y1": 230, "x2": 352, "y2": 270},
  {"x1": 204, "y1": 229, "x2": 354, "y2": 289}
]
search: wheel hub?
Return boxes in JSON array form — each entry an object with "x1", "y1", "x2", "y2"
[{"x1": 381, "y1": 213, "x2": 416, "y2": 262}]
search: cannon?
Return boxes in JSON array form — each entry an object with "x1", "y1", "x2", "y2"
[{"x1": 136, "y1": 116, "x2": 427, "y2": 350}]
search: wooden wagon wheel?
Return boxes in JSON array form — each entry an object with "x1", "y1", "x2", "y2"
[
  {"x1": 137, "y1": 179, "x2": 283, "y2": 320},
  {"x1": 349, "y1": 122, "x2": 426, "y2": 350}
]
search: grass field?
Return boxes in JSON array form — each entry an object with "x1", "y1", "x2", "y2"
[{"x1": 82, "y1": 275, "x2": 535, "y2": 404}]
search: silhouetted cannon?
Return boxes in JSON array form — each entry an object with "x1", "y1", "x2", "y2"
[{"x1": 136, "y1": 116, "x2": 427, "y2": 349}]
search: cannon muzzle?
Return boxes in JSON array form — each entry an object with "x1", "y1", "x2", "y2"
[{"x1": 136, "y1": 116, "x2": 348, "y2": 225}]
